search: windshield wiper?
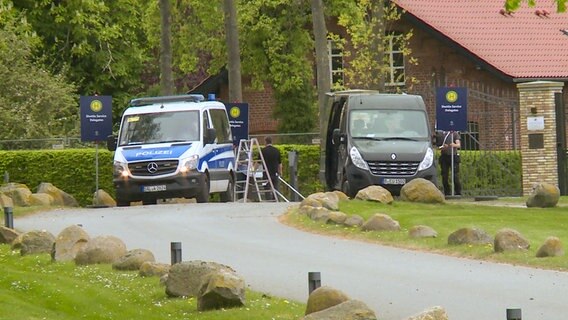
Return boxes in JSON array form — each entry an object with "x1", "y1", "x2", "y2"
[
  {"x1": 382, "y1": 137, "x2": 419, "y2": 141},
  {"x1": 353, "y1": 136, "x2": 384, "y2": 141}
]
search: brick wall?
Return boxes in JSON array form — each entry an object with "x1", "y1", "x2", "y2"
[{"x1": 517, "y1": 81, "x2": 564, "y2": 195}]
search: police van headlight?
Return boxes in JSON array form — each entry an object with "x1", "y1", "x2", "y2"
[
  {"x1": 350, "y1": 146, "x2": 369, "y2": 170},
  {"x1": 180, "y1": 155, "x2": 199, "y2": 173},
  {"x1": 418, "y1": 147, "x2": 434, "y2": 171},
  {"x1": 114, "y1": 161, "x2": 129, "y2": 178}
]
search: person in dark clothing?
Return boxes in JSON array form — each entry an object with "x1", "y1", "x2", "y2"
[
  {"x1": 261, "y1": 136, "x2": 282, "y2": 195},
  {"x1": 439, "y1": 130, "x2": 462, "y2": 196}
]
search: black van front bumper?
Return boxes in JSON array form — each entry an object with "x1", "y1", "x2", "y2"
[{"x1": 344, "y1": 163, "x2": 438, "y2": 196}]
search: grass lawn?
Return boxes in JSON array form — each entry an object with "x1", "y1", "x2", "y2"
[
  {"x1": 0, "y1": 245, "x2": 305, "y2": 320},
  {"x1": 282, "y1": 196, "x2": 568, "y2": 271}
]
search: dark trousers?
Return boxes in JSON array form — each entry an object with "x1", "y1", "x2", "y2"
[{"x1": 440, "y1": 154, "x2": 462, "y2": 195}]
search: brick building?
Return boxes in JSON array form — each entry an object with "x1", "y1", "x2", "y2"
[{"x1": 191, "y1": 0, "x2": 568, "y2": 152}]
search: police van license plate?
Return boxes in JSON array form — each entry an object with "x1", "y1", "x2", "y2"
[
  {"x1": 143, "y1": 185, "x2": 166, "y2": 192},
  {"x1": 382, "y1": 178, "x2": 406, "y2": 185}
]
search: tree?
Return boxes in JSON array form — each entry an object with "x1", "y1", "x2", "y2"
[
  {"x1": 13, "y1": 0, "x2": 152, "y2": 121},
  {"x1": 328, "y1": 1, "x2": 415, "y2": 92},
  {"x1": 505, "y1": 0, "x2": 566, "y2": 12},
  {"x1": 160, "y1": 0, "x2": 174, "y2": 95},
  {"x1": 0, "y1": 27, "x2": 78, "y2": 141},
  {"x1": 311, "y1": 0, "x2": 331, "y2": 132},
  {"x1": 224, "y1": 0, "x2": 243, "y2": 102}
]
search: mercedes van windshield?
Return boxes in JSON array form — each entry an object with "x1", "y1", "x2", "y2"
[
  {"x1": 118, "y1": 110, "x2": 199, "y2": 146},
  {"x1": 349, "y1": 109, "x2": 429, "y2": 139}
]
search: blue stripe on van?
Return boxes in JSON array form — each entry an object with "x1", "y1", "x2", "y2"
[{"x1": 122, "y1": 145, "x2": 191, "y2": 161}]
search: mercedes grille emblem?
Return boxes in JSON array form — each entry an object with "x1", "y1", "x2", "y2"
[
  {"x1": 147, "y1": 162, "x2": 159, "y2": 174},
  {"x1": 390, "y1": 153, "x2": 397, "y2": 160}
]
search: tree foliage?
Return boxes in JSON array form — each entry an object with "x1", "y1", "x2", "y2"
[
  {"x1": 0, "y1": 1, "x2": 77, "y2": 140},
  {"x1": 505, "y1": 0, "x2": 566, "y2": 12}
]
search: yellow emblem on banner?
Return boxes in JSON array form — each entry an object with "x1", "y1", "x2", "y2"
[
  {"x1": 90, "y1": 100, "x2": 103, "y2": 112},
  {"x1": 230, "y1": 106, "x2": 240, "y2": 118},
  {"x1": 445, "y1": 90, "x2": 458, "y2": 103}
]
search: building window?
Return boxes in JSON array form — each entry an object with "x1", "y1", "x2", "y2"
[
  {"x1": 327, "y1": 39, "x2": 344, "y2": 89},
  {"x1": 461, "y1": 121, "x2": 480, "y2": 150},
  {"x1": 385, "y1": 34, "x2": 405, "y2": 87}
]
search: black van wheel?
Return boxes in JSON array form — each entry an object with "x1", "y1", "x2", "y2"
[
  {"x1": 341, "y1": 178, "x2": 354, "y2": 198},
  {"x1": 196, "y1": 174, "x2": 210, "y2": 203},
  {"x1": 220, "y1": 174, "x2": 235, "y2": 202}
]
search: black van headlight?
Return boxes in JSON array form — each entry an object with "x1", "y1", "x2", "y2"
[
  {"x1": 418, "y1": 147, "x2": 434, "y2": 171},
  {"x1": 350, "y1": 146, "x2": 369, "y2": 170}
]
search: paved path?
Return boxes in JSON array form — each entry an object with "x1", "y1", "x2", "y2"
[{"x1": 15, "y1": 203, "x2": 568, "y2": 320}]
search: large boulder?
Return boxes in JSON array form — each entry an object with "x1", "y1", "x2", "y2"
[
  {"x1": 328, "y1": 211, "x2": 348, "y2": 225},
  {"x1": 355, "y1": 186, "x2": 393, "y2": 204},
  {"x1": 0, "y1": 183, "x2": 32, "y2": 207},
  {"x1": 139, "y1": 261, "x2": 171, "y2": 277},
  {"x1": 12, "y1": 230, "x2": 55, "y2": 255},
  {"x1": 361, "y1": 214, "x2": 401, "y2": 232},
  {"x1": 36, "y1": 182, "x2": 65, "y2": 206},
  {"x1": 406, "y1": 306, "x2": 449, "y2": 320},
  {"x1": 302, "y1": 299, "x2": 376, "y2": 320},
  {"x1": 304, "y1": 192, "x2": 341, "y2": 211},
  {"x1": 93, "y1": 189, "x2": 116, "y2": 207},
  {"x1": 526, "y1": 183, "x2": 560, "y2": 208},
  {"x1": 74, "y1": 235, "x2": 127, "y2": 265},
  {"x1": 52, "y1": 225, "x2": 90, "y2": 262},
  {"x1": 112, "y1": 249, "x2": 156, "y2": 270},
  {"x1": 28, "y1": 193, "x2": 54, "y2": 206},
  {"x1": 165, "y1": 260, "x2": 235, "y2": 297},
  {"x1": 400, "y1": 178, "x2": 445, "y2": 204},
  {"x1": 409, "y1": 225, "x2": 438, "y2": 238},
  {"x1": 536, "y1": 236, "x2": 564, "y2": 258},
  {"x1": 494, "y1": 228, "x2": 530, "y2": 253},
  {"x1": 197, "y1": 269, "x2": 246, "y2": 311},
  {"x1": 447, "y1": 227, "x2": 492, "y2": 245},
  {"x1": 0, "y1": 226, "x2": 20, "y2": 244},
  {"x1": 343, "y1": 215, "x2": 364, "y2": 228},
  {"x1": 0, "y1": 193, "x2": 13, "y2": 208},
  {"x1": 37, "y1": 183, "x2": 79, "y2": 207},
  {"x1": 305, "y1": 286, "x2": 350, "y2": 315}
]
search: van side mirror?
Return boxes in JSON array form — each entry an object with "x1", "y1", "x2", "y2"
[
  {"x1": 205, "y1": 128, "x2": 217, "y2": 144},
  {"x1": 106, "y1": 135, "x2": 117, "y2": 151},
  {"x1": 332, "y1": 128, "x2": 344, "y2": 145}
]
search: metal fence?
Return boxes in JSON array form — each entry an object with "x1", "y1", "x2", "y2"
[{"x1": 0, "y1": 137, "x2": 96, "y2": 150}]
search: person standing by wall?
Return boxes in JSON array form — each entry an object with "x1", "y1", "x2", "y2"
[
  {"x1": 439, "y1": 130, "x2": 462, "y2": 196},
  {"x1": 261, "y1": 136, "x2": 282, "y2": 197}
]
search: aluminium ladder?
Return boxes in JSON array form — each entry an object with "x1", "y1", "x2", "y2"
[{"x1": 233, "y1": 138, "x2": 279, "y2": 202}]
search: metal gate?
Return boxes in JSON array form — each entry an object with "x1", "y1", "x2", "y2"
[{"x1": 417, "y1": 79, "x2": 522, "y2": 197}]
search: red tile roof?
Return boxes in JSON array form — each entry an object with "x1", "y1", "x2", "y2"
[{"x1": 394, "y1": 0, "x2": 568, "y2": 79}]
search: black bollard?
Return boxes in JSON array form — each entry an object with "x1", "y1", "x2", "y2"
[
  {"x1": 506, "y1": 308, "x2": 521, "y2": 320},
  {"x1": 3, "y1": 207, "x2": 13, "y2": 229},
  {"x1": 308, "y1": 272, "x2": 321, "y2": 295},
  {"x1": 170, "y1": 242, "x2": 182, "y2": 265}
]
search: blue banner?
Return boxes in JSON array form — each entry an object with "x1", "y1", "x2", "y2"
[
  {"x1": 225, "y1": 102, "x2": 249, "y2": 145},
  {"x1": 436, "y1": 87, "x2": 468, "y2": 132},
  {"x1": 80, "y1": 96, "x2": 113, "y2": 142}
]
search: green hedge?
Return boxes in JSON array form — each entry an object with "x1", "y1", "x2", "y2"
[
  {"x1": 0, "y1": 146, "x2": 522, "y2": 206},
  {"x1": 0, "y1": 149, "x2": 114, "y2": 207}
]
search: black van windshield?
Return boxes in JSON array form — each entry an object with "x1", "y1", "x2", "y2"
[
  {"x1": 349, "y1": 109, "x2": 428, "y2": 139},
  {"x1": 118, "y1": 111, "x2": 199, "y2": 146}
]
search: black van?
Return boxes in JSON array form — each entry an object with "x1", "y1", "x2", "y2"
[{"x1": 319, "y1": 90, "x2": 438, "y2": 197}]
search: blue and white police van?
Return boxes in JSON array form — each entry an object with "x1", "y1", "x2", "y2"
[{"x1": 106, "y1": 94, "x2": 235, "y2": 206}]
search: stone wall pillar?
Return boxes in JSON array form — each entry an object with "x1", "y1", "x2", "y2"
[{"x1": 517, "y1": 81, "x2": 564, "y2": 195}]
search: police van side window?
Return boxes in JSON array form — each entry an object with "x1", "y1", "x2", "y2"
[
  {"x1": 202, "y1": 111, "x2": 210, "y2": 141},
  {"x1": 209, "y1": 109, "x2": 232, "y2": 143}
]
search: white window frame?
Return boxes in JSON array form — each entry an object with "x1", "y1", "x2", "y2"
[
  {"x1": 327, "y1": 39, "x2": 344, "y2": 88},
  {"x1": 385, "y1": 34, "x2": 405, "y2": 87}
]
